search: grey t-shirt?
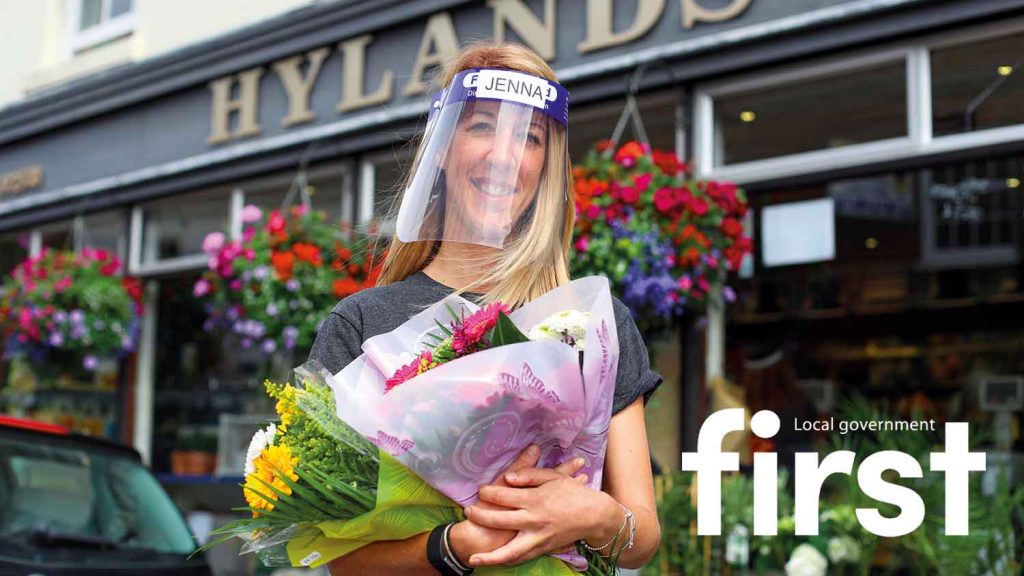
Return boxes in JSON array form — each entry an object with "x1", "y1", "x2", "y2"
[{"x1": 308, "y1": 271, "x2": 662, "y2": 415}]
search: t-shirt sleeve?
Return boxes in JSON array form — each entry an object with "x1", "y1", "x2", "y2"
[
  {"x1": 307, "y1": 300, "x2": 364, "y2": 375},
  {"x1": 611, "y1": 299, "x2": 663, "y2": 415}
]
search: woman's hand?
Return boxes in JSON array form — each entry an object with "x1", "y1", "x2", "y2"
[
  {"x1": 462, "y1": 458, "x2": 624, "y2": 568},
  {"x1": 448, "y1": 445, "x2": 587, "y2": 566}
]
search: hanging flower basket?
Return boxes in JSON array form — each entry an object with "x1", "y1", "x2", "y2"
[
  {"x1": 0, "y1": 248, "x2": 144, "y2": 370},
  {"x1": 193, "y1": 205, "x2": 383, "y2": 356},
  {"x1": 570, "y1": 140, "x2": 752, "y2": 331}
]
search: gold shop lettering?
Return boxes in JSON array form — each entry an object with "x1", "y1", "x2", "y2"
[
  {"x1": 208, "y1": 0, "x2": 752, "y2": 144},
  {"x1": 0, "y1": 165, "x2": 44, "y2": 196}
]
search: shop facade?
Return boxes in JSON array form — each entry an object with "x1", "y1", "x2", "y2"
[{"x1": 1, "y1": 0, "x2": 1023, "y2": 568}]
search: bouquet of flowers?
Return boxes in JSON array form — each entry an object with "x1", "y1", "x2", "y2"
[
  {"x1": 570, "y1": 140, "x2": 752, "y2": 330},
  {"x1": 206, "y1": 277, "x2": 623, "y2": 574},
  {"x1": 193, "y1": 205, "x2": 381, "y2": 356},
  {"x1": 0, "y1": 247, "x2": 144, "y2": 369}
]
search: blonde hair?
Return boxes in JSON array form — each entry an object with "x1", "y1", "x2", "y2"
[{"x1": 376, "y1": 42, "x2": 574, "y2": 307}]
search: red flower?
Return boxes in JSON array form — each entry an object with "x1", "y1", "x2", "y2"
[
  {"x1": 689, "y1": 196, "x2": 709, "y2": 216},
  {"x1": 271, "y1": 251, "x2": 294, "y2": 281},
  {"x1": 122, "y1": 277, "x2": 143, "y2": 301},
  {"x1": 653, "y1": 187, "x2": 676, "y2": 213},
  {"x1": 619, "y1": 186, "x2": 640, "y2": 204},
  {"x1": 100, "y1": 260, "x2": 120, "y2": 276},
  {"x1": 452, "y1": 302, "x2": 511, "y2": 354},
  {"x1": 292, "y1": 243, "x2": 322, "y2": 266},
  {"x1": 613, "y1": 141, "x2": 646, "y2": 166},
  {"x1": 595, "y1": 139, "x2": 615, "y2": 153},
  {"x1": 721, "y1": 217, "x2": 743, "y2": 238},
  {"x1": 268, "y1": 209, "x2": 287, "y2": 234},
  {"x1": 652, "y1": 150, "x2": 688, "y2": 175}
]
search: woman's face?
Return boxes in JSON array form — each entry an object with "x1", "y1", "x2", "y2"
[{"x1": 443, "y1": 100, "x2": 548, "y2": 241}]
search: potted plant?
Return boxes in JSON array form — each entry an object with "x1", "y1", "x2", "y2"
[
  {"x1": 171, "y1": 431, "x2": 219, "y2": 476},
  {"x1": 570, "y1": 141, "x2": 752, "y2": 335},
  {"x1": 192, "y1": 205, "x2": 382, "y2": 371},
  {"x1": 0, "y1": 248, "x2": 144, "y2": 375}
]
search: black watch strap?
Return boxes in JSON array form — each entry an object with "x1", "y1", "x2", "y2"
[{"x1": 427, "y1": 523, "x2": 472, "y2": 576}]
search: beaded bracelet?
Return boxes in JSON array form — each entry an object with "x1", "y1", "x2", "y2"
[{"x1": 580, "y1": 503, "x2": 632, "y2": 553}]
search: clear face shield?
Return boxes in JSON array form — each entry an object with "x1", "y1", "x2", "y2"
[{"x1": 396, "y1": 68, "x2": 570, "y2": 249}]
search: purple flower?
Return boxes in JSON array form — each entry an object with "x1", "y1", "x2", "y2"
[
  {"x1": 83, "y1": 355, "x2": 98, "y2": 371},
  {"x1": 202, "y1": 319, "x2": 215, "y2": 332},
  {"x1": 261, "y1": 339, "x2": 277, "y2": 354},
  {"x1": 253, "y1": 266, "x2": 268, "y2": 280},
  {"x1": 241, "y1": 338, "x2": 252, "y2": 349},
  {"x1": 289, "y1": 300, "x2": 300, "y2": 310},
  {"x1": 723, "y1": 286, "x2": 737, "y2": 303},
  {"x1": 53, "y1": 310, "x2": 68, "y2": 324},
  {"x1": 282, "y1": 326, "x2": 299, "y2": 341},
  {"x1": 70, "y1": 310, "x2": 85, "y2": 325},
  {"x1": 286, "y1": 279, "x2": 300, "y2": 292},
  {"x1": 93, "y1": 320, "x2": 106, "y2": 331},
  {"x1": 193, "y1": 278, "x2": 211, "y2": 297},
  {"x1": 266, "y1": 303, "x2": 278, "y2": 317},
  {"x1": 122, "y1": 336, "x2": 135, "y2": 351},
  {"x1": 48, "y1": 332, "x2": 64, "y2": 347}
]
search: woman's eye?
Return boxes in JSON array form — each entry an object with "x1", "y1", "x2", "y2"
[{"x1": 469, "y1": 122, "x2": 494, "y2": 133}]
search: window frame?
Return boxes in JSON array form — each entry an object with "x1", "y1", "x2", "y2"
[
  {"x1": 127, "y1": 163, "x2": 354, "y2": 277},
  {"x1": 694, "y1": 17, "x2": 1024, "y2": 186},
  {"x1": 64, "y1": 0, "x2": 137, "y2": 58}
]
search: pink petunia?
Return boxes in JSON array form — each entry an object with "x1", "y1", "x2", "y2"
[
  {"x1": 202, "y1": 232, "x2": 226, "y2": 255},
  {"x1": 241, "y1": 205, "x2": 263, "y2": 223}
]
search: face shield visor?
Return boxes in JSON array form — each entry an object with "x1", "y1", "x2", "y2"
[{"x1": 396, "y1": 68, "x2": 570, "y2": 249}]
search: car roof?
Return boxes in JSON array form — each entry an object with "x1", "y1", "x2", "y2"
[{"x1": 0, "y1": 416, "x2": 143, "y2": 462}]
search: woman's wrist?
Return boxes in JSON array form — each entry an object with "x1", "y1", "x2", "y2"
[
  {"x1": 447, "y1": 521, "x2": 477, "y2": 567},
  {"x1": 581, "y1": 493, "x2": 627, "y2": 546}
]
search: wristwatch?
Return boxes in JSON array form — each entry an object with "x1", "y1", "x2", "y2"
[{"x1": 427, "y1": 522, "x2": 474, "y2": 576}]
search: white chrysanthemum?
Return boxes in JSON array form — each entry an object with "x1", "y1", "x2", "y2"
[
  {"x1": 785, "y1": 543, "x2": 828, "y2": 576},
  {"x1": 527, "y1": 310, "x2": 590, "y2": 351},
  {"x1": 827, "y1": 536, "x2": 861, "y2": 564},
  {"x1": 244, "y1": 423, "x2": 277, "y2": 476}
]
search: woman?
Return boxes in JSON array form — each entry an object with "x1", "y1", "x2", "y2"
[{"x1": 309, "y1": 42, "x2": 662, "y2": 574}]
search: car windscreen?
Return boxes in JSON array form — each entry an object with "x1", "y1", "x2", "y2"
[{"x1": 0, "y1": 435, "x2": 197, "y2": 557}]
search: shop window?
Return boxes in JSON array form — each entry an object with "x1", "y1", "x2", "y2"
[
  {"x1": 932, "y1": 31, "x2": 1024, "y2": 136},
  {"x1": 38, "y1": 220, "x2": 74, "y2": 252},
  {"x1": 66, "y1": 0, "x2": 136, "y2": 55},
  {"x1": 361, "y1": 150, "x2": 414, "y2": 235},
  {"x1": 82, "y1": 209, "x2": 128, "y2": 261},
  {"x1": 242, "y1": 164, "x2": 349, "y2": 224},
  {"x1": 711, "y1": 60, "x2": 907, "y2": 166},
  {"x1": 138, "y1": 188, "x2": 230, "y2": 268},
  {"x1": 920, "y1": 155, "x2": 1022, "y2": 268},
  {"x1": 150, "y1": 274, "x2": 275, "y2": 476}
]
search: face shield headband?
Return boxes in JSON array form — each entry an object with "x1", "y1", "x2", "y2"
[{"x1": 396, "y1": 68, "x2": 570, "y2": 249}]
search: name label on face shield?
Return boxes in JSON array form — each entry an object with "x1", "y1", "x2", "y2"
[
  {"x1": 449, "y1": 68, "x2": 569, "y2": 126},
  {"x1": 467, "y1": 69, "x2": 557, "y2": 110}
]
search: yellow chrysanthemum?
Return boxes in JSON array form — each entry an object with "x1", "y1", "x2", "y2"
[{"x1": 243, "y1": 443, "x2": 300, "y2": 516}]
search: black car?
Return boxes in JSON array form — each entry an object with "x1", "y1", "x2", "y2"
[{"x1": 0, "y1": 416, "x2": 213, "y2": 576}]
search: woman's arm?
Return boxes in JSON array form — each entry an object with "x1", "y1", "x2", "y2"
[
  {"x1": 464, "y1": 397, "x2": 662, "y2": 569},
  {"x1": 595, "y1": 397, "x2": 662, "y2": 568}
]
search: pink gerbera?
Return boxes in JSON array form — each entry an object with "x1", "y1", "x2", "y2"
[
  {"x1": 451, "y1": 302, "x2": 511, "y2": 354},
  {"x1": 385, "y1": 350, "x2": 435, "y2": 393}
]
